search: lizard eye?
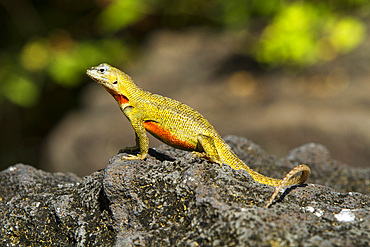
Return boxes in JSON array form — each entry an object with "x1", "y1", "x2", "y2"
[
  {"x1": 99, "y1": 68, "x2": 105, "y2": 73},
  {"x1": 113, "y1": 80, "x2": 118, "y2": 85}
]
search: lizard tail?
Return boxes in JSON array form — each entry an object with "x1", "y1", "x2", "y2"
[
  {"x1": 263, "y1": 164, "x2": 310, "y2": 208},
  {"x1": 247, "y1": 164, "x2": 310, "y2": 187},
  {"x1": 226, "y1": 150, "x2": 310, "y2": 207},
  {"x1": 239, "y1": 162, "x2": 310, "y2": 207}
]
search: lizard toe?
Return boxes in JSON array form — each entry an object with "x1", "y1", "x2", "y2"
[{"x1": 121, "y1": 154, "x2": 146, "y2": 160}]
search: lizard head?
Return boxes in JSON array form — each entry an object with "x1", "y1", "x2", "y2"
[
  {"x1": 87, "y1": 63, "x2": 118, "y2": 89},
  {"x1": 87, "y1": 63, "x2": 137, "y2": 106},
  {"x1": 86, "y1": 63, "x2": 133, "y2": 95}
]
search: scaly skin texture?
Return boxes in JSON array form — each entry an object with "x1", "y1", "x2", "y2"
[{"x1": 87, "y1": 63, "x2": 310, "y2": 208}]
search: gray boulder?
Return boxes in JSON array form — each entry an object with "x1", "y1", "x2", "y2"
[{"x1": 1, "y1": 136, "x2": 369, "y2": 246}]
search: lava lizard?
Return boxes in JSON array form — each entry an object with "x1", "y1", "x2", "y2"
[{"x1": 86, "y1": 63, "x2": 310, "y2": 208}]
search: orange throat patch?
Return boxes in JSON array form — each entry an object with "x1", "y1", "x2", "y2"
[
  {"x1": 104, "y1": 87, "x2": 129, "y2": 105},
  {"x1": 113, "y1": 94, "x2": 129, "y2": 105}
]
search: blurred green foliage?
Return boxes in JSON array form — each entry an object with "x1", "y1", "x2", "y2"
[
  {"x1": 0, "y1": 0, "x2": 368, "y2": 107},
  {"x1": 99, "y1": 0, "x2": 149, "y2": 32},
  {"x1": 255, "y1": 2, "x2": 366, "y2": 66}
]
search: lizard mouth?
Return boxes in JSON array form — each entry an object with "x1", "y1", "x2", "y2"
[{"x1": 86, "y1": 67, "x2": 110, "y2": 86}]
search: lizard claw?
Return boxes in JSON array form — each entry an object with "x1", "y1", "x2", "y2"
[
  {"x1": 191, "y1": 151, "x2": 203, "y2": 158},
  {"x1": 191, "y1": 152, "x2": 222, "y2": 166},
  {"x1": 121, "y1": 154, "x2": 146, "y2": 160}
]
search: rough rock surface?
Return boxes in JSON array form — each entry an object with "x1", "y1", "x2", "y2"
[{"x1": 1, "y1": 136, "x2": 369, "y2": 246}]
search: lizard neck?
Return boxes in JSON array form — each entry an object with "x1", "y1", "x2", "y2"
[{"x1": 108, "y1": 79, "x2": 146, "y2": 108}]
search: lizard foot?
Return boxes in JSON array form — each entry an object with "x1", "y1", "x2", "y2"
[
  {"x1": 191, "y1": 152, "x2": 222, "y2": 166},
  {"x1": 191, "y1": 151, "x2": 204, "y2": 158},
  {"x1": 121, "y1": 154, "x2": 146, "y2": 160}
]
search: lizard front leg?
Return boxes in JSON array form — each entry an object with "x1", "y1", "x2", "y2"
[{"x1": 122, "y1": 108, "x2": 149, "y2": 160}]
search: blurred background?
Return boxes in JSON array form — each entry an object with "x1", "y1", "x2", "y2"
[{"x1": 0, "y1": 0, "x2": 369, "y2": 176}]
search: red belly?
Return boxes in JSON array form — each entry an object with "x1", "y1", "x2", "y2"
[{"x1": 143, "y1": 121, "x2": 196, "y2": 150}]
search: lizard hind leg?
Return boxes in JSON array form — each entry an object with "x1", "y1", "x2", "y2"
[{"x1": 194, "y1": 134, "x2": 223, "y2": 166}]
